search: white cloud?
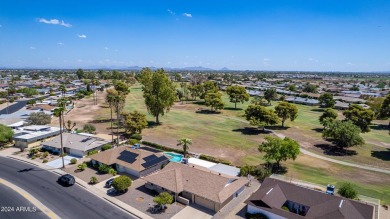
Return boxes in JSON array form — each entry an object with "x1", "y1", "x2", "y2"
[
  {"x1": 183, "y1": 13, "x2": 192, "y2": 18},
  {"x1": 167, "y1": 9, "x2": 175, "y2": 15},
  {"x1": 57, "y1": 42, "x2": 64, "y2": 45},
  {"x1": 30, "y1": 46, "x2": 36, "y2": 50},
  {"x1": 346, "y1": 62, "x2": 354, "y2": 66},
  {"x1": 308, "y1": 58, "x2": 319, "y2": 62},
  {"x1": 104, "y1": 47, "x2": 109, "y2": 50},
  {"x1": 38, "y1": 18, "x2": 72, "y2": 27},
  {"x1": 78, "y1": 34, "x2": 87, "y2": 38},
  {"x1": 0, "y1": 24, "x2": 2, "y2": 28}
]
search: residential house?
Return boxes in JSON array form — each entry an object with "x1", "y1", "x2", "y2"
[
  {"x1": 13, "y1": 125, "x2": 61, "y2": 149},
  {"x1": 245, "y1": 178, "x2": 374, "y2": 219},
  {"x1": 143, "y1": 162, "x2": 248, "y2": 212},
  {"x1": 41, "y1": 133, "x2": 111, "y2": 157},
  {"x1": 89, "y1": 146, "x2": 169, "y2": 177}
]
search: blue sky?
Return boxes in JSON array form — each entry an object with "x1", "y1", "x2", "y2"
[{"x1": 0, "y1": 0, "x2": 389, "y2": 71}]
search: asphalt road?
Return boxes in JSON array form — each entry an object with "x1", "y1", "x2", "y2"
[
  {"x1": 0, "y1": 184, "x2": 49, "y2": 219},
  {"x1": 0, "y1": 157, "x2": 137, "y2": 219},
  {"x1": 0, "y1": 101, "x2": 26, "y2": 115}
]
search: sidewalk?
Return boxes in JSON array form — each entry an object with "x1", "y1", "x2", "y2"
[{"x1": 0, "y1": 152, "x2": 153, "y2": 219}]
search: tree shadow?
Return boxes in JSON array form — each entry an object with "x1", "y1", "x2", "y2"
[
  {"x1": 232, "y1": 127, "x2": 272, "y2": 135},
  {"x1": 224, "y1": 107, "x2": 243, "y2": 111},
  {"x1": 265, "y1": 126, "x2": 290, "y2": 131},
  {"x1": 311, "y1": 108, "x2": 325, "y2": 112},
  {"x1": 312, "y1": 128, "x2": 323, "y2": 133},
  {"x1": 371, "y1": 149, "x2": 390, "y2": 161},
  {"x1": 195, "y1": 109, "x2": 221, "y2": 114},
  {"x1": 193, "y1": 101, "x2": 206, "y2": 106},
  {"x1": 272, "y1": 165, "x2": 288, "y2": 174},
  {"x1": 90, "y1": 119, "x2": 111, "y2": 123},
  {"x1": 314, "y1": 144, "x2": 357, "y2": 156},
  {"x1": 147, "y1": 121, "x2": 160, "y2": 128},
  {"x1": 370, "y1": 124, "x2": 389, "y2": 131}
]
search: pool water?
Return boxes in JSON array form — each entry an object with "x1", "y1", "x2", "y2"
[{"x1": 164, "y1": 152, "x2": 183, "y2": 162}]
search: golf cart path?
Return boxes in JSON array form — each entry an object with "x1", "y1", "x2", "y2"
[{"x1": 217, "y1": 115, "x2": 390, "y2": 175}]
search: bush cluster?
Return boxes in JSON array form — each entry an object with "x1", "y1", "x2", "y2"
[
  {"x1": 239, "y1": 165, "x2": 271, "y2": 181},
  {"x1": 142, "y1": 141, "x2": 184, "y2": 154},
  {"x1": 87, "y1": 150, "x2": 98, "y2": 156},
  {"x1": 199, "y1": 154, "x2": 231, "y2": 165},
  {"x1": 89, "y1": 176, "x2": 99, "y2": 184},
  {"x1": 70, "y1": 158, "x2": 78, "y2": 164},
  {"x1": 42, "y1": 159, "x2": 48, "y2": 163},
  {"x1": 129, "y1": 139, "x2": 140, "y2": 145},
  {"x1": 130, "y1": 134, "x2": 142, "y2": 140},
  {"x1": 101, "y1": 145, "x2": 112, "y2": 151}
]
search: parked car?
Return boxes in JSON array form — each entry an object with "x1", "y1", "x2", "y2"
[
  {"x1": 326, "y1": 184, "x2": 335, "y2": 195},
  {"x1": 105, "y1": 178, "x2": 114, "y2": 188},
  {"x1": 58, "y1": 174, "x2": 75, "y2": 186}
]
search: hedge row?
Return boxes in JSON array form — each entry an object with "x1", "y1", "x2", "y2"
[
  {"x1": 141, "y1": 141, "x2": 184, "y2": 154},
  {"x1": 199, "y1": 154, "x2": 231, "y2": 165},
  {"x1": 141, "y1": 141, "x2": 232, "y2": 165}
]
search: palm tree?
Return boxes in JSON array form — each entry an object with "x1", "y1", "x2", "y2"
[
  {"x1": 53, "y1": 106, "x2": 66, "y2": 169},
  {"x1": 59, "y1": 84, "x2": 67, "y2": 97},
  {"x1": 93, "y1": 79, "x2": 100, "y2": 105},
  {"x1": 113, "y1": 94, "x2": 125, "y2": 146},
  {"x1": 177, "y1": 138, "x2": 192, "y2": 158},
  {"x1": 106, "y1": 88, "x2": 117, "y2": 144}
]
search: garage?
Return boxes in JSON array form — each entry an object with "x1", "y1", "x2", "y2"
[
  {"x1": 195, "y1": 195, "x2": 215, "y2": 211},
  {"x1": 68, "y1": 148, "x2": 84, "y2": 158}
]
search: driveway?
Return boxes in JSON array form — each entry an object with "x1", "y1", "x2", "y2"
[
  {"x1": 46, "y1": 155, "x2": 79, "y2": 168},
  {"x1": 172, "y1": 204, "x2": 214, "y2": 219}
]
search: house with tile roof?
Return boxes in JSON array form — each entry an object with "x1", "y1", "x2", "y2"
[
  {"x1": 245, "y1": 178, "x2": 374, "y2": 219},
  {"x1": 143, "y1": 162, "x2": 248, "y2": 212},
  {"x1": 89, "y1": 146, "x2": 169, "y2": 177}
]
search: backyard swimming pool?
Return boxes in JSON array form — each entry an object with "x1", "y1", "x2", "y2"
[{"x1": 164, "y1": 152, "x2": 183, "y2": 162}]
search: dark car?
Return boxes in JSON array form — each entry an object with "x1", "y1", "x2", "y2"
[
  {"x1": 105, "y1": 178, "x2": 114, "y2": 188},
  {"x1": 58, "y1": 174, "x2": 75, "y2": 186}
]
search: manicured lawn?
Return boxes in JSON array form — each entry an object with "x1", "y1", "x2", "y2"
[
  {"x1": 94, "y1": 84, "x2": 390, "y2": 204},
  {"x1": 287, "y1": 160, "x2": 390, "y2": 205}
]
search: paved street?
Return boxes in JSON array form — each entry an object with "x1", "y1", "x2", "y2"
[
  {"x1": 0, "y1": 184, "x2": 49, "y2": 219},
  {"x1": 0, "y1": 156, "x2": 137, "y2": 219}
]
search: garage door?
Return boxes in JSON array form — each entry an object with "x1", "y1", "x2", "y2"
[
  {"x1": 69, "y1": 149, "x2": 84, "y2": 157},
  {"x1": 194, "y1": 195, "x2": 215, "y2": 211}
]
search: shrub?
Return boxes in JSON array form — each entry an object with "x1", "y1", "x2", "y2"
[
  {"x1": 89, "y1": 176, "x2": 99, "y2": 184},
  {"x1": 109, "y1": 168, "x2": 117, "y2": 176},
  {"x1": 59, "y1": 153, "x2": 68, "y2": 157},
  {"x1": 29, "y1": 148, "x2": 40, "y2": 156},
  {"x1": 101, "y1": 145, "x2": 112, "y2": 151},
  {"x1": 199, "y1": 154, "x2": 231, "y2": 165},
  {"x1": 239, "y1": 165, "x2": 271, "y2": 181},
  {"x1": 31, "y1": 155, "x2": 37, "y2": 160},
  {"x1": 130, "y1": 134, "x2": 142, "y2": 141},
  {"x1": 83, "y1": 124, "x2": 96, "y2": 134},
  {"x1": 87, "y1": 150, "x2": 98, "y2": 156},
  {"x1": 98, "y1": 164, "x2": 111, "y2": 174},
  {"x1": 129, "y1": 138, "x2": 140, "y2": 145},
  {"x1": 281, "y1": 206, "x2": 289, "y2": 211},
  {"x1": 41, "y1": 151, "x2": 49, "y2": 159},
  {"x1": 42, "y1": 159, "x2": 48, "y2": 163},
  {"x1": 245, "y1": 213, "x2": 269, "y2": 219},
  {"x1": 154, "y1": 192, "x2": 173, "y2": 207},
  {"x1": 338, "y1": 182, "x2": 358, "y2": 199},
  {"x1": 78, "y1": 163, "x2": 87, "y2": 171},
  {"x1": 70, "y1": 158, "x2": 77, "y2": 164},
  {"x1": 112, "y1": 175, "x2": 132, "y2": 192}
]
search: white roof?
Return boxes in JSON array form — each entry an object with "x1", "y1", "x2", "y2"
[{"x1": 188, "y1": 158, "x2": 217, "y2": 168}]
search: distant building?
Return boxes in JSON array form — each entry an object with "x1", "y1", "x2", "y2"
[
  {"x1": 285, "y1": 97, "x2": 319, "y2": 106},
  {"x1": 246, "y1": 178, "x2": 374, "y2": 219}
]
